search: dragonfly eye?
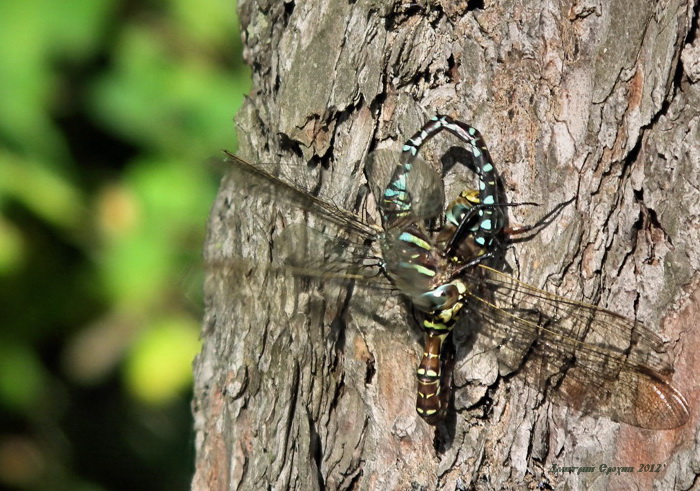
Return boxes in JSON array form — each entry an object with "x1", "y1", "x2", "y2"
[{"x1": 420, "y1": 284, "x2": 459, "y2": 311}]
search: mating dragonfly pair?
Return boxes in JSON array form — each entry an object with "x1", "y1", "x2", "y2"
[{"x1": 221, "y1": 116, "x2": 689, "y2": 429}]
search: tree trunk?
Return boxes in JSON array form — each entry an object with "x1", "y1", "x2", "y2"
[{"x1": 193, "y1": 1, "x2": 700, "y2": 489}]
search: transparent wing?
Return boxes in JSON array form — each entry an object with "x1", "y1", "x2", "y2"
[
  {"x1": 224, "y1": 151, "x2": 376, "y2": 238},
  {"x1": 211, "y1": 152, "x2": 394, "y2": 288},
  {"x1": 274, "y1": 223, "x2": 394, "y2": 287},
  {"x1": 364, "y1": 149, "x2": 450, "y2": 304},
  {"x1": 365, "y1": 149, "x2": 445, "y2": 226},
  {"x1": 464, "y1": 265, "x2": 689, "y2": 429}
]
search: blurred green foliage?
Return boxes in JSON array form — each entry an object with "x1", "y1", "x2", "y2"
[{"x1": 0, "y1": 0, "x2": 250, "y2": 489}]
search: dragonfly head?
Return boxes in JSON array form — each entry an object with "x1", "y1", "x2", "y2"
[
  {"x1": 418, "y1": 281, "x2": 466, "y2": 312},
  {"x1": 446, "y1": 189, "x2": 480, "y2": 226}
]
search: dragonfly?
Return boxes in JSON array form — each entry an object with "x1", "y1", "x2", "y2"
[{"x1": 214, "y1": 116, "x2": 690, "y2": 429}]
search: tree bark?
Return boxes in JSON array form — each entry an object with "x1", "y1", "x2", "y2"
[{"x1": 194, "y1": 1, "x2": 700, "y2": 489}]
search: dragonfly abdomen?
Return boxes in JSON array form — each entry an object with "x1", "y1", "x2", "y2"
[
  {"x1": 402, "y1": 115, "x2": 503, "y2": 250},
  {"x1": 416, "y1": 331, "x2": 451, "y2": 424}
]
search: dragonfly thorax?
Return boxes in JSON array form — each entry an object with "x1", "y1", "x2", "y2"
[{"x1": 382, "y1": 224, "x2": 469, "y2": 311}]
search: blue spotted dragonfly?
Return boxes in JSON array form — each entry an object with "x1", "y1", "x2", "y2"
[{"x1": 216, "y1": 116, "x2": 689, "y2": 429}]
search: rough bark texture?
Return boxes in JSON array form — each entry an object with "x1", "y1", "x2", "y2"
[{"x1": 194, "y1": 1, "x2": 700, "y2": 489}]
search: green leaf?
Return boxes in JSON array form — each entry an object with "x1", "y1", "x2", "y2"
[{"x1": 123, "y1": 317, "x2": 201, "y2": 405}]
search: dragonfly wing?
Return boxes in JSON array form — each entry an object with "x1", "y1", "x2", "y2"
[
  {"x1": 465, "y1": 265, "x2": 689, "y2": 429},
  {"x1": 210, "y1": 152, "x2": 394, "y2": 290},
  {"x1": 223, "y1": 151, "x2": 376, "y2": 238},
  {"x1": 365, "y1": 149, "x2": 445, "y2": 226},
  {"x1": 364, "y1": 149, "x2": 451, "y2": 307},
  {"x1": 274, "y1": 223, "x2": 393, "y2": 287}
]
